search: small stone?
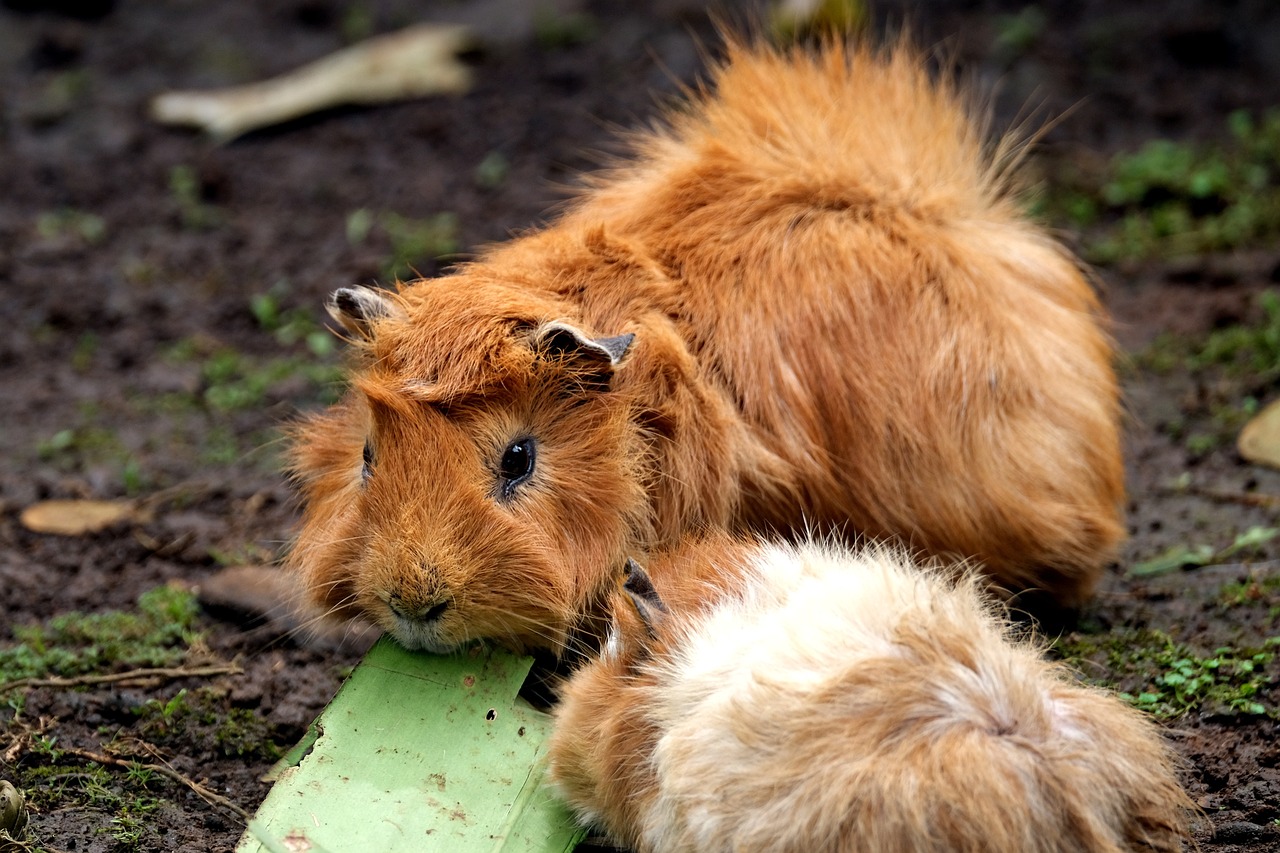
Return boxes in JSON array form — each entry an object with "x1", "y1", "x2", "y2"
[
  {"x1": 1238, "y1": 397, "x2": 1280, "y2": 470},
  {"x1": 0, "y1": 780, "x2": 29, "y2": 838}
]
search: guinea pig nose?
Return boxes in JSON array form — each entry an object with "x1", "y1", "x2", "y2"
[{"x1": 388, "y1": 594, "x2": 449, "y2": 623}]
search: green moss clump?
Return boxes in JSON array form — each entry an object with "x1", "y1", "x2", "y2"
[
  {"x1": 0, "y1": 587, "x2": 201, "y2": 683},
  {"x1": 1045, "y1": 108, "x2": 1280, "y2": 263},
  {"x1": 1055, "y1": 628, "x2": 1279, "y2": 719}
]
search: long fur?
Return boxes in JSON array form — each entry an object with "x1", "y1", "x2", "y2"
[
  {"x1": 547, "y1": 537, "x2": 1194, "y2": 852},
  {"x1": 286, "y1": 37, "x2": 1124, "y2": 653}
]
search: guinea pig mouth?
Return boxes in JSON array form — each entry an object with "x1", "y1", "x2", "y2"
[{"x1": 385, "y1": 616, "x2": 461, "y2": 655}]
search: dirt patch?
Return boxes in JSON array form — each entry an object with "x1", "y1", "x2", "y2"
[{"x1": 2, "y1": 1, "x2": 1279, "y2": 850}]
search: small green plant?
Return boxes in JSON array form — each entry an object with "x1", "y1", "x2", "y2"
[
  {"x1": 1057, "y1": 629, "x2": 1279, "y2": 719},
  {"x1": 109, "y1": 812, "x2": 147, "y2": 849},
  {"x1": 379, "y1": 211, "x2": 459, "y2": 281},
  {"x1": 345, "y1": 209, "x2": 461, "y2": 281},
  {"x1": 1137, "y1": 290, "x2": 1280, "y2": 384},
  {"x1": 1218, "y1": 570, "x2": 1280, "y2": 609},
  {"x1": 993, "y1": 6, "x2": 1047, "y2": 59},
  {"x1": 1193, "y1": 290, "x2": 1280, "y2": 376},
  {"x1": 214, "y1": 707, "x2": 283, "y2": 759},
  {"x1": 168, "y1": 164, "x2": 221, "y2": 230},
  {"x1": 249, "y1": 285, "x2": 333, "y2": 357},
  {"x1": 137, "y1": 689, "x2": 190, "y2": 735},
  {"x1": 201, "y1": 348, "x2": 342, "y2": 411},
  {"x1": 1048, "y1": 108, "x2": 1280, "y2": 262},
  {"x1": 122, "y1": 762, "x2": 156, "y2": 788},
  {"x1": 120, "y1": 457, "x2": 147, "y2": 495},
  {"x1": 533, "y1": 7, "x2": 599, "y2": 48},
  {"x1": 36, "y1": 425, "x2": 122, "y2": 462},
  {"x1": 473, "y1": 151, "x2": 510, "y2": 189},
  {"x1": 0, "y1": 586, "x2": 201, "y2": 683},
  {"x1": 134, "y1": 687, "x2": 283, "y2": 760},
  {"x1": 1126, "y1": 644, "x2": 1276, "y2": 718},
  {"x1": 345, "y1": 208, "x2": 374, "y2": 244},
  {"x1": 1128, "y1": 525, "x2": 1280, "y2": 577},
  {"x1": 36, "y1": 208, "x2": 106, "y2": 244}
]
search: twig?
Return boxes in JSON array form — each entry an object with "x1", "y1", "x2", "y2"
[
  {"x1": 56, "y1": 745, "x2": 249, "y2": 821},
  {"x1": 0, "y1": 663, "x2": 241, "y2": 694}
]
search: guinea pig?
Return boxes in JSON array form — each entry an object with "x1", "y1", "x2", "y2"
[
  {"x1": 285, "y1": 37, "x2": 1124, "y2": 655},
  {"x1": 547, "y1": 537, "x2": 1194, "y2": 853}
]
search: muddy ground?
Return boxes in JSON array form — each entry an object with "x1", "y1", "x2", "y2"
[{"x1": 2, "y1": 0, "x2": 1280, "y2": 851}]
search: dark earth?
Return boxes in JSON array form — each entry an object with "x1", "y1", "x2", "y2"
[{"x1": 3, "y1": 0, "x2": 1280, "y2": 851}]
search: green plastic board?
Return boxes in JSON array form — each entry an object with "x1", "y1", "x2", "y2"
[{"x1": 238, "y1": 637, "x2": 585, "y2": 853}]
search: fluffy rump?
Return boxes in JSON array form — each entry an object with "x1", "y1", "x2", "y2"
[{"x1": 548, "y1": 538, "x2": 1194, "y2": 853}]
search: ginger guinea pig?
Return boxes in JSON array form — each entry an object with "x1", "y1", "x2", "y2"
[
  {"x1": 286, "y1": 38, "x2": 1124, "y2": 655},
  {"x1": 547, "y1": 538, "x2": 1194, "y2": 853}
]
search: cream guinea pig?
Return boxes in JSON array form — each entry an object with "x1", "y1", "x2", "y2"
[
  {"x1": 286, "y1": 37, "x2": 1124, "y2": 655},
  {"x1": 547, "y1": 537, "x2": 1194, "y2": 853}
]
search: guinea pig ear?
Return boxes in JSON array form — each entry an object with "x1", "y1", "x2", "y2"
[
  {"x1": 622, "y1": 558, "x2": 668, "y2": 639},
  {"x1": 327, "y1": 286, "x2": 405, "y2": 341},
  {"x1": 532, "y1": 321, "x2": 634, "y2": 373}
]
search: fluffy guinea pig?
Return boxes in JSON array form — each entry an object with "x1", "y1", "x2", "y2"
[
  {"x1": 286, "y1": 37, "x2": 1124, "y2": 655},
  {"x1": 547, "y1": 537, "x2": 1194, "y2": 853}
]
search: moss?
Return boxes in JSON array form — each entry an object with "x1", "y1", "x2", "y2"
[
  {"x1": 1055, "y1": 628, "x2": 1279, "y2": 719},
  {"x1": 168, "y1": 165, "x2": 222, "y2": 230},
  {"x1": 35, "y1": 208, "x2": 105, "y2": 245},
  {"x1": 0, "y1": 587, "x2": 201, "y2": 683},
  {"x1": 213, "y1": 707, "x2": 283, "y2": 760},
  {"x1": 378, "y1": 212, "x2": 459, "y2": 281},
  {"x1": 1044, "y1": 108, "x2": 1280, "y2": 263},
  {"x1": 134, "y1": 688, "x2": 282, "y2": 762},
  {"x1": 1219, "y1": 572, "x2": 1280, "y2": 609}
]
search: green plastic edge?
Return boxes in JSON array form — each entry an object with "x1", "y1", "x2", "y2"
[{"x1": 237, "y1": 637, "x2": 586, "y2": 853}]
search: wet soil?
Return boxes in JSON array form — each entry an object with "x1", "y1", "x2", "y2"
[{"x1": 2, "y1": 1, "x2": 1280, "y2": 850}]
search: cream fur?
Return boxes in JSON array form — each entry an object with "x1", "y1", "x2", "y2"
[{"x1": 548, "y1": 538, "x2": 1194, "y2": 853}]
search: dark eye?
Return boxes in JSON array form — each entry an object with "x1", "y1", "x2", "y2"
[
  {"x1": 361, "y1": 441, "x2": 374, "y2": 483},
  {"x1": 498, "y1": 438, "x2": 536, "y2": 497}
]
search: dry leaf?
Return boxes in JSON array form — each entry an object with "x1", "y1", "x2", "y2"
[
  {"x1": 150, "y1": 24, "x2": 473, "y2": 142},
  {"x1": 1239, "y1": 397, "x2": 1280, "y2": 470},
  {"x1": 19, "y1": 499, "x2": 147, "y2": 536}
]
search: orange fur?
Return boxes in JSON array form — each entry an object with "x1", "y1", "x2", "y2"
[
  {"x1": 286, "y1": 38, "x2": 1124, "y2": 654},
  {"x1": 548, "y1": 538, "x2": 1194, "y2": 853}
]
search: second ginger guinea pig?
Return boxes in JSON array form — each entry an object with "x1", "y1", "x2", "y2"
[{"x1": 547, "y1": 537, "x2": 1194, "y2": 853}]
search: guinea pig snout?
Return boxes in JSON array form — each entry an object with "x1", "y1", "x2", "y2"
[
  {"x1": 383, "y1": 557, "x2": 452, "y2": 624},
  {"x1": 387, "y1": 592, "x2": 450, "y2": 623}
]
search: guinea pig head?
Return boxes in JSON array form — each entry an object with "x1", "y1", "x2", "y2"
[{"x1": 286, "y1": 279, "x2": 650, "y2": 656}]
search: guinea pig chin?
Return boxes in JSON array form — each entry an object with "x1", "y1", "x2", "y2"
[{"x1": 383, "y1": 612, "x2": 461, "y2": 654}]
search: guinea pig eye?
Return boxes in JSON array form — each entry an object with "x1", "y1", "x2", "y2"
[
  {"x1": 361, "y1": 441, "x2": 374, "y2": 483},
  {"x1": 498, "y1": 437, "x2": 536, "y2": 497}
]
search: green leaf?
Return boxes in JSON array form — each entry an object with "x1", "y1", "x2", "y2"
[
  {"x1": 1220, "y1": 526, "x2": 1280, "y2": 559},
  {"x1": 1128, "y1": 543, "x2": 1216, "y2": 577}
]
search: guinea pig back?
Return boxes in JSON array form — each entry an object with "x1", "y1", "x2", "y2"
[
  {"x1": 286, "y1": 37, "x2": 1124, "y2": 654},
  {"x1": 547, "y1": 538, "x2": 1195, "y2": 853}
]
